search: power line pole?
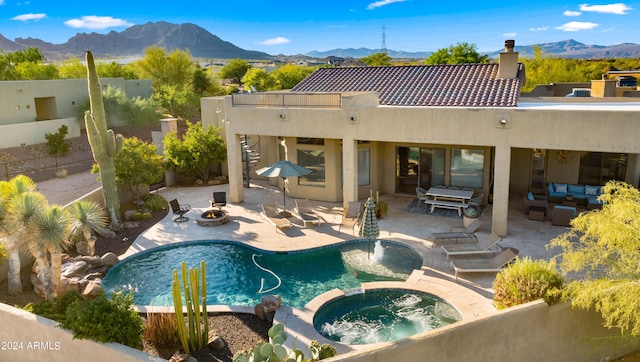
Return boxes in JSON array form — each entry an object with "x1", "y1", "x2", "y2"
[{"x1": 381, "y1": 25, "x2": 387, "y2": 54}]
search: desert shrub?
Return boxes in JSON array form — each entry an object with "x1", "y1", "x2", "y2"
[
  {"x1": 493, "y1": 256, "x2": 565, "y2": 310},
  {"x1": 142, "y1": 194, "x2": 166, "y2": 212},
  {"x1": 60, "y1": 291, "x2": 144, "y2": 349},
  {"x1": 24, "y1": 290, "x2": 84, "y2": 322},
  {"x1": 144, "y1": 312, "x2": 180, "y2": 347},
  {"x1": 0, "y1": 242, "x2": 8, "y2": 266}
]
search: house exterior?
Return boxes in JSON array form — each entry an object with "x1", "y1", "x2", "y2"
[
  {"x1": 201, "y1": 41, "x2": 640, "y2": 236},
  {"x1": 0, "y1": 78, "x2": 152, "y2": 148}
]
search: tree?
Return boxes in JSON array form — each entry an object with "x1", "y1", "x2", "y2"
[
  {"x1": 549, "y1": 181, "x2": 640, "y2": 336},
  {"x1": 113, "y1": 137, "x2": 164, "y2": 204},
  {"x1": 0, "y1": 175, "x2": 38, "y2": 294},
  {"x1": 219, "y1": 59, "x2": 251, "y2": 85},
  {"x1": 154, "y1": 83, "x2": 201, "y2": 120},
  {"x1": 67, "y1": 200, "x2": 108, "y2": 257},
  {"x1": 271, "y1": 64, "x2": 316, "y2": 89},
  {"x1": 425, "y1": 42, "x2": 489, "y2": 65},
  {"x1": 45, "y1": 125, "x2": 71, "y2": 172},
  {"x1": 361, "y1": 52, "x2": 392, "y2": 66},
  {"x1": 242, "y1": 68, "x2": 276, "y2": 91},
  {"x1": 163, "y1": 121, "x2": 227, "y2": 183},
  {"x1": 132, "y1": 46, "x2": 195, "y2": 89},
  {"x1": 58, "y1": 57, "x2": 87, "y2": 79}
]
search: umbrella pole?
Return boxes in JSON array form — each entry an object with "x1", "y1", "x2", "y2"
[{"x1": 368, "y1": 240, "x2": 371, "y2": 260}]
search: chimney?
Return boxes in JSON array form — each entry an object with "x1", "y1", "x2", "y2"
[{"x1": 498, "y1": 39, "x2": 518, "y2": 79}]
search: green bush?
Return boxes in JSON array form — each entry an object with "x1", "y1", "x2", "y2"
[
  {"x1": 26, "y1": 290, "x2": 144, "y2": 349},
  {"x1": 142, "y1": 194, "x2": 166, "y2": 212},
  {"x1": 61, "y1": 291, "x2": 144, "y2": 349},
  {"x1": 493, "y1": 256, "x2": 565, "y2": 310}
]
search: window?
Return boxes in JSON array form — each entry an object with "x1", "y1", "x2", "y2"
[
  {"x1": 450, "y1": 149, "x2": 484, "y2": 189},
  {"x1": 358, "y1": 148, "x2": 370, "y2": 186},
  {"x1": 297, "y1": 149, "x2": 325, "y2": 187},
  {"x1": 579, "y1": 152, "x2": 627, "y2": 185}
]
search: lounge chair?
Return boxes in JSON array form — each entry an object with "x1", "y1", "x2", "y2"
[
  {"x1": 169, "y1": 199, "x2": 190, "y2": 222},
  {"x1": 441, "y1": 233, "x2": 502, "y2": 260},
  {"x1": 260, "y1": 203, "x2": 293, "y2": 232},
  {"x1": 211, "y1": 191, "x2": 227, "y2": 210},
  {"x1": 416, "y1": 187, "x2": 429, "y2": 210},
  {"x1": 339, "y1": 201, "x2": 362, "y2": 234},
  {"x1": 426, "y1": 219, "x2": 483, "y2": 245},
  {"x1": 450, "y1": 247, "x2": 519, "y2": 280},
  {"x1": 294, "y1": 199, "x2": 322, "y2": 227}
]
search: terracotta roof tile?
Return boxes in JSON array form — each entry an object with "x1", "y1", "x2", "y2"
[{"x1": 291, "y1": 63, "x2": 524, "y2": 107}]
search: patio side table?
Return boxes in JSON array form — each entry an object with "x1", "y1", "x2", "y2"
[{"x1": 528, "y1": 206, "x2": 546, "y2": 221}]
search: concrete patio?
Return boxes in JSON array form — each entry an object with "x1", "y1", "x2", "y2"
[{"x1": 124, "y1": 179, "x2": 570, "y2": 355}]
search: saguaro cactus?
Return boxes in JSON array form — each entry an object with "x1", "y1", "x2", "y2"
[{"x1": 85, "y1": 50, "x2": 124, "y2": 230}]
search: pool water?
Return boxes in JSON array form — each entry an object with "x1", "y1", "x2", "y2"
[
  {"x1": 102, "y1": 240, "x2": 422, "y2": 307},
  {"x1": 314, "y1": 289, "x2": 461, "y2": 345}
]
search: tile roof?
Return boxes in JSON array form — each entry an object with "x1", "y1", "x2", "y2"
[{"x1": 291, "y1": 63, "x2": 525, "y2": 107}]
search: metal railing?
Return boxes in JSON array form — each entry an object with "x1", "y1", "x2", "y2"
[{"x1": 232, "y1": 92, "x2": 341, "y2": 108}]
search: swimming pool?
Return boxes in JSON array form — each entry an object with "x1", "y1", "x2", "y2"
[{"x1": 102, "y1": 240, "x2": 423, "y2": 307}]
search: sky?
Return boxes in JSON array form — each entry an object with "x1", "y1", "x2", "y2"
[{"x1": 0, "y1": 1, "x2": 638, "y2": 55}]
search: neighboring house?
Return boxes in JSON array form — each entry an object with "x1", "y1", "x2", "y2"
[
  {"x1": 0, "y1": 78, "x2": 152, "y2": 148},
  {"x1": 201, "y1": 40, "x2": 640, "y2": 236}
]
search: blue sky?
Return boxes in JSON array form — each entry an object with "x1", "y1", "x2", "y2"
[{"x1": 1, "y1": 1, "x2": 637, "y2": 55}]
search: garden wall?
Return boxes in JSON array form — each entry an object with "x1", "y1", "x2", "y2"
[
  {"x1": 0, "y1": 302, "x2": 165, "y2": 361},
  {"x1": 332, "y1": 300, "x2": 640, "y2": 362}
]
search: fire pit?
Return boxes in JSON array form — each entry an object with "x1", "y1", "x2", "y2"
[{"x1": 196, "y1": 209, "x2": 229, "y2": 227}]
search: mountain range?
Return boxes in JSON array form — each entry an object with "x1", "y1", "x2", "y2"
[{"x1": 1, "y1": 21, "x2": 640, "y2": 61}]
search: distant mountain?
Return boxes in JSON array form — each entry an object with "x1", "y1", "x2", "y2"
[
  {"x1": 1, "y1": 22, "x2": 273, "y2": 61},
  {"x1": 306, "y1": 48, "x2": 432, "y2": 59},
  {"x1": 485, "y1": 39, "x2": 640, "y2": 59}
]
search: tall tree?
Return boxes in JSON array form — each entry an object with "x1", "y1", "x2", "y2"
[
  {"x1": 361, "y1": 52, "x2": 392, "y2": 66},
  {"x1": 425, "y1": 42, "x2": 489, "y2": 65},
  {"x1": 132, "y1": 46, "x2": 195, "y2": 89},
  {"x1": 549, "y1": 181, "x2": 640, "y2": 336},
  {"x1": 219, "y1": 59, "x2": 251, "y2": 85},
  {"x1": 242, "y1": 68, "x2": 276, "y2": 91},
  {"x1": 271, "y1": 64, "x2": 316, "y2": 89}
]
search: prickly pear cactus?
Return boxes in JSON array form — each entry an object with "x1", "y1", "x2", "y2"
[{"x1": 85, "y1": 50, "x2": 124, "y2": 230}]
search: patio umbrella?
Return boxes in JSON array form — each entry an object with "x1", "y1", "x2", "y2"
[
  {"x1": 359, "y1": 196, "x2": 380, "y2": 259},
  {"x1": 256, "y1": 160, "x2": 312, "y2": 216}
]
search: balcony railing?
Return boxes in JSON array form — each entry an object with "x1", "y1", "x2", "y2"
[{"x1": 232, "y1": 93, "x2": 341, "y2": 108}]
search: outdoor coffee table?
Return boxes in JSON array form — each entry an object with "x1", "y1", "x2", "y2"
[{"x1": 528, "y1": 206, "x2": 546, "y2": 221}]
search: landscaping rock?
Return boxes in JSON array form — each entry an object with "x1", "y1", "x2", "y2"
[
  {"x1": 254, "y1": 303, "x2": 265, "y2": 320},
  {"x1": 101, "y1": 252, "x2": 119, "y2": 267},
  {"x1": 61, "y1": 260, "x2": 89, "y2": 277},
  {"x1": 169, "y1": 352, "x2": 197, "y2": 362},
  {"x1": 261, "y1": 294, "x2": 282, "y2": 313},
  {"x1": 209, "y1": 333, "x2": 225, "y2": 350},
  {"x1": 75, "y1": 241, "x2": 90, "y2": 256},
  {"x1": 82, "y1": 280, "x2": 102, "y2": 297}
]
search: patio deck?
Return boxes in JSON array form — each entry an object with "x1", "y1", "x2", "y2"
[{"x1": 125, "y1": 179, "x2": 569, "y2": 355}]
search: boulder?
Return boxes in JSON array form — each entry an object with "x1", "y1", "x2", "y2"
[
  {"x1": 254, "y1": 303, "x2": 265, "y2": 320},
  {"x1": 61, "y1": 260, "x2": 89, "y2": 278},
  {"x1": 101, "y1": 252, "x2": 119, "y2": 267},
  {"x1": 75, "y1": 241, "x2": 90, "y2": 256},
  {"x1": 261, "y1": 294, "x2": 282, "y2": 313},
  {"x1": 57, "y1": 277, "x2": 82, "y2": 295},
  {"x1": 124, "y1": 209, "x2": 137, "y2": 221},
  {"x1": 208, "y1": 333, "x2": 225, "y2": 350},
  {"x1": 82, "y1": 280, "x2": 102, "y2": 297}
]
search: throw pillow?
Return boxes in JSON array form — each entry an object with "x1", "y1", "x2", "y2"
[
  {"x1": 527, "y1": 192, "x2": 534, "y2": 201},
  {"x1": 585, "y1": 185, "x2": 600, "y2": 196},
  {"x1": 555, "y1": 184, "x2": 568, "y2": 193}
]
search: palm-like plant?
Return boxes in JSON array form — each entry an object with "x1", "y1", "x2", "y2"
[
  {"x1": 67, "y1": 200, "x2": 109, "y2": 256},
  {"x1": 30, "y1": 204, "x2": 71, "y2": 299},
  {"x1": 0, "y1": 175, "x2": 38, "y2": 295}
]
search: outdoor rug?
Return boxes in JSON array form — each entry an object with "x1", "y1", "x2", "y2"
[{"x1": 405, "y1": 198, "x2": 485, "y2": 219}]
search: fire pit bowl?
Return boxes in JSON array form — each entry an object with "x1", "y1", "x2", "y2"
[{"x1": 196, "y1": 209, "x2": 229, "y2": 227}]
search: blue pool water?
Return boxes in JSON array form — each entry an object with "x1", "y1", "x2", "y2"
[
  {"x1": 314, "y1": 289, "x2": 461, "y2": 345},
  {"x1": 102, "y1": 240, "x2": 423, "y2": 307}
]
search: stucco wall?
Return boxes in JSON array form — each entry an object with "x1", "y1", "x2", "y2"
[{"x1": 331, "y1": 301, "x2": 640, "y2": 362}]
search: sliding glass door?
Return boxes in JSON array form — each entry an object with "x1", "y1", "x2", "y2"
[{"x1": 396, "y1": 147, "x2": 445, "y2": 194}]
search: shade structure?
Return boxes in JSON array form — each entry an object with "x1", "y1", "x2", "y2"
[
  {"x1": 255, "y1": 160, "x2": 312, "y2": 214},
  {"x1": 359, "y1": 197, "x2": 380, "y2": 259}
]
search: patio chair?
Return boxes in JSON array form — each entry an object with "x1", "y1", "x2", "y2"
[
  {"x1": 169, "y1": 199, "x2": 191, "y2": 222},
  {"x1": 469, "y1": 193, "x2": 484, "y2": 208},
  {"x1": 294, "y1": 199, "x2": 323, "y2": 227},
  {"x1": 426, "y1": 219, "x2": 483, "y2": 245},
  {"x1": 449, "y1": 247, "x2": 519, "y2": 280},
  {"x1": 211, "y1": 191, "x2": 227, "y2": 210},
  {"x1": 416, "y1": 187, "x2": 429, "y2": 210},
  {"x1": 339, "y1": 201, "x2": 363, "y2": 234},
  {"x1": 260, "y1": 203, "x2": 293, "y2": 232},
  {"x1": 441, "y1": 233, "x2": 502, "y2": 260},
  {"x1": 523, "y1": 192, "x2": 548, "y2": 214}
]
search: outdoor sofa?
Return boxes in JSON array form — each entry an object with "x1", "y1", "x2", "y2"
[{"x1": 547, "y1": 182, "x2": 603, "y2": 209}]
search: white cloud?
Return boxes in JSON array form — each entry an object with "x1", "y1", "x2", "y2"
[
  {"x1": 579, "y1": 3, "x2": 632, "y2": 15},
  {"x1": 530, "y1": 26, "x2": 549, "y2": 31},
  {"x1": 555, "y1": 21, "x2": 599, "y2": 31},
  {"x1": 503, "y1": 32, "x2": 517, "y2": 37},
  {"x1": 64, "y1": 16, "x2": 132, "y2": 29},
  {"x1": 563, "y1": 10, "x2": 582, "y2": 16},
  {"x1": 11, "y1": 13, "x2": 46, "y2": 21},
  {"x1": 367, "y1": 0, "x2": 405, "y2": 10},
  {"x1": 260, "y1": 37, "x2": 290, "y2": 46}
]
